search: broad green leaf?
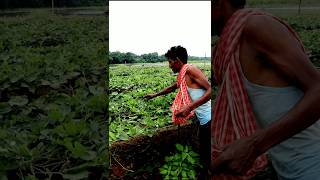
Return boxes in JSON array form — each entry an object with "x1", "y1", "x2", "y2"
[
  {"x1": 73, "y1": 142, "x2": 87, "y2": 158},
  {"x1": 9, "y1": 76, "x2": 21, "y2": 83},
  {"x1": 111, "y1": 92, "x2": 118, "y2": 96},
  {"x1": 170, "y1": 170, "x2": 176, "y2": 176},
  {"x1": 62, "y1": 138, "x2": 74, "y2": 152},
  {"x1": 40, "y1": 80, "x2": 51, "y2": 86},
  {"x1": 65, "y1": 72, "x2": 80, "y2": 79},
  {"x1": 80, "y1": 150, "x2": 97, "y2": 161},
  {"x1": 175, "y1": 144, "x2": 184, "y2": 152},
  {"x1": 48, "y1": 109, "x2": 64, "y2": 122},
  {"x1": 8, "y1": 96, "x2": 28, "y2": 106},
  {"x1": 165, "y1": 156, "x2": 172, "y2": 162},
  {"x1": 181, "y1": 171, "x2": 187, "y2": 178},
  {"x1": 185, "y1": 146, "x2": 189, "y2": 152},
  {"x1": 109, "y1": 131, "x2": 116, "y2": 141},
  {"x1": 25, "y1": 175, "x2": 37, "y2": 180},
  {"x1": 118, "y1": 132, "x2": 129, "y2": 141},
  {"x1": 63, "y1": 171, "x2": 88, "y2": 180},
  {"x1": 0, "y1": 174, "x2": 8, "y2": 180},
  {"x1": 88, "y1": 86, "x2": 104, "y2": 95},
  {"x1": 189, "y1": 171, "x2": 196, "y2": 179},
  {"x1": 0, "y1": 158, "x2": 19, "y2": 171},
  {"x1": 17, "y1": 144, "x2": 31, "y2": 157},
  {"x1": 182, "y1": 152, "x2": 187, "y2": 160},
  {"x1": 172, "y1": 162, "x2": 179, "y2": 166},
  {"x1": 189, "y1": 151, "x2": 199, "y2": 157},
  {"x1": 174, "y1": 154, "x2": 181, "y2": 161},
  {"x1": 49, "y1": 82, "x2": 61, "y2": 89},
  {"x1": 64, "y1": 121, "x2": 86, "y2": 136},
  {"x1": 160, "y1": 169, "x2": 167, "y2": 175},
  {"x1": 187, "y1": 155, "x2": 195, "y2": 165},
  {"x1": 0, "y1": 103, "x2": 11, "y2": 114}
]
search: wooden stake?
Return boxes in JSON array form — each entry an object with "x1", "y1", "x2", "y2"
[
  {"x1": 52, "y1": 0, "x2": 54, "y2": 14},
  {"x1": 298, "y1": 0, "x2": 302, "y2": 14}
]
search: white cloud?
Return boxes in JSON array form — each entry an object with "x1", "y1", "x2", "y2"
[{"x1": 109, "y1": 1, "x2": 211, "y2": 57}]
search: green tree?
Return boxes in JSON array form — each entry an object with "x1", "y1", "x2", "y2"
[{"x1": 141, "y1": 52, "x2": 160, "y2": 63}]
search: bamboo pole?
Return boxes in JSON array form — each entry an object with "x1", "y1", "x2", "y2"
[
  {"x1": 51, "y1": 0, "x2": 54, "y2": 14},
  {"x1": 298, "y1": 0, "x2": 302, "y2": 14}
]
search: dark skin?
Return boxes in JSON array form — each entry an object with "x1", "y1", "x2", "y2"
[
  {"x1": 144, "y1": 58, "x2": 211, "y2": 117},
  {"x1": 211, "y1": 0, "x2": 320, "y2": 175}
]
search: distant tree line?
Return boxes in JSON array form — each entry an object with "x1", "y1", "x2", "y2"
[
  {"x1": 109, "y1": 51, "x2": 210, "y2": 64},
  {"x1": 0, "y1": 0, "x2": 105, "y2": 9},
  {"x1": 189, "y1": 56, "x2": 210, "y2": 61},
  {"x1": 109, "y1": 52, "x2": 164, "y2": 64}
]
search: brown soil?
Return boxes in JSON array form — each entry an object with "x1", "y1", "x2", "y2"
[
  {"x1": 109, "y1": 123, "x2": 199, "y2": 179},
  {"x1": 109, "y1": 123, "x2": 278, "y2": 180}
]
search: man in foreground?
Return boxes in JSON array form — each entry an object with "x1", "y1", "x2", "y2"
[
  {"x1": 144, "y1": 45, "x2": 212, "y2": 177},
  {"x1": 210, "y1": 0, "x2": 320, "y2": 179}
]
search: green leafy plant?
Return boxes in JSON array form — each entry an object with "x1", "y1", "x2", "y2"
[
  {"x1": 159, "y1": 144, "x2": 201, "y2": 180},
  {"x1": 109, "y1": 63, "x2": 211, "y2": 143},
  {"x1": 0, "y1": 9, "x2": 107, "y2": 179}
]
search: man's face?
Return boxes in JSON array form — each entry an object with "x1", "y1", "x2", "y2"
[
  {"x1": 168, "y1": 59, "x2": 179, "y2": 73},
  {"x1": 212, "y1": 0, "x2": 224, "y2": 36}
]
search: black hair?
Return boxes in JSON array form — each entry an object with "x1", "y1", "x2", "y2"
[
  {"x1": 228, "y1": 0, "x2": 246, "y2": 8},
  {"x1": 164, "y1": 46, "x2": 188, "y2": 64}
]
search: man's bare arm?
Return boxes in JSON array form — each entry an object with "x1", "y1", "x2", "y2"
[
  {"x1": 144, "y1": 82, "x2": 177, "y2": 99},
  {"x1": 244, "y1": 15, "x2": 320, "y2": 154},
  {"x1": 187, "y1": 66, "x2": 212, "y2": 111},
  {"x1": 175, "y1": 65, "x2": 211, "y2": 117},
  {"x1": 211, "y1": 15, "x2": 320, "y2": 175}
]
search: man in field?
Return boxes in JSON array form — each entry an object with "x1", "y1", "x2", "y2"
[
  {"x1": 144, "y1": 45, "x2": 212, "y2": 177},
  {"x1": 210, "y1": 0, "x2": 320, "y2": 179}
]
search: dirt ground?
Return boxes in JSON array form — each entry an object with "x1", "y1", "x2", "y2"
[{"x1": 109, "y1": 123, "x2": 278, "y2": 179}]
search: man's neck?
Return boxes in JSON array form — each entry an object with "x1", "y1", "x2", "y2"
[
  {"x1": 177, "y1": 63, "x2": 187, "y2": 72},
  {"x1": 222, "y1": 7, "x2": 241, "y2": 30}
]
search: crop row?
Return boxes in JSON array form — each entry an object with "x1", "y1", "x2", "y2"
[
  {"x1": 0, "y1": 11, "x2": 108, "y2": 179},
  {"x1": 109, "y1": 63, "x2": 211, "y2": 143}
]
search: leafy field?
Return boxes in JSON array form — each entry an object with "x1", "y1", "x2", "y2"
[
  {"x1": 270, "y1": 10, "x2": 320, "y2": 67},
  {"x1": 109, "y1": 62, "x2": 210, "y2": 144},
  {"x1": 212, "y1": 10, "x2": 320, "y2": 68},
  {"x1": 0, "y1": 10, "x2": 107, "y2": 179}
]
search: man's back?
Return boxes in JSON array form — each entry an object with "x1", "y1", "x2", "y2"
[
  {"x1": 211, "y1": 1, "x2": 320, "y2": 178},
  {"x1": 239, "y1": 13, "x2": 320, "y2": 179},
  {"x1": 182, "y1": 64, "x2": 211, "y2": 125},
  {"x1": 244, "y1": 72, "x2": 320, "y2": 180},
  {"x1": 239, "y1": 15, "x2": 297, "y2": 88}
]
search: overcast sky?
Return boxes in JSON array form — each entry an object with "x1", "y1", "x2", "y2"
[{"x1": 109, "y1": 1, "x2": 211, "y2": 57}]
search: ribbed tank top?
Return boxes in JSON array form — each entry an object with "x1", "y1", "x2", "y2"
[{"x1": 244, "y1": 76, "x2": 320, "y2": 180}]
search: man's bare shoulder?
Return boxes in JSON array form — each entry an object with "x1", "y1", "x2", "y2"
[
  {"x1": 186, "y1": 64, "x2": 195, "y2": 74},
  {"x1": 243, "y1": 14, "x2": 289, "y2": 41},
  {"x1": 242, "y1": 13, "x2": 300, "y2": 56},
  {"x1": 186, "y1": 64, "x2": 202, "y2": 77},
  {"x1": 187, "y1": 64, "x2": 201, "y2": 72}
]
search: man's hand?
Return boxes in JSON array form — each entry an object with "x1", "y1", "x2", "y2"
[
  {"x1": 210, "y1": 136, "x2": 261, "y2": 175},
  {"x1": 144, "y1": 94, "x2": 156, "y2": 100},
  {"x1": 175, "y1": 105, "x2": 192, "y2": 117}
]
